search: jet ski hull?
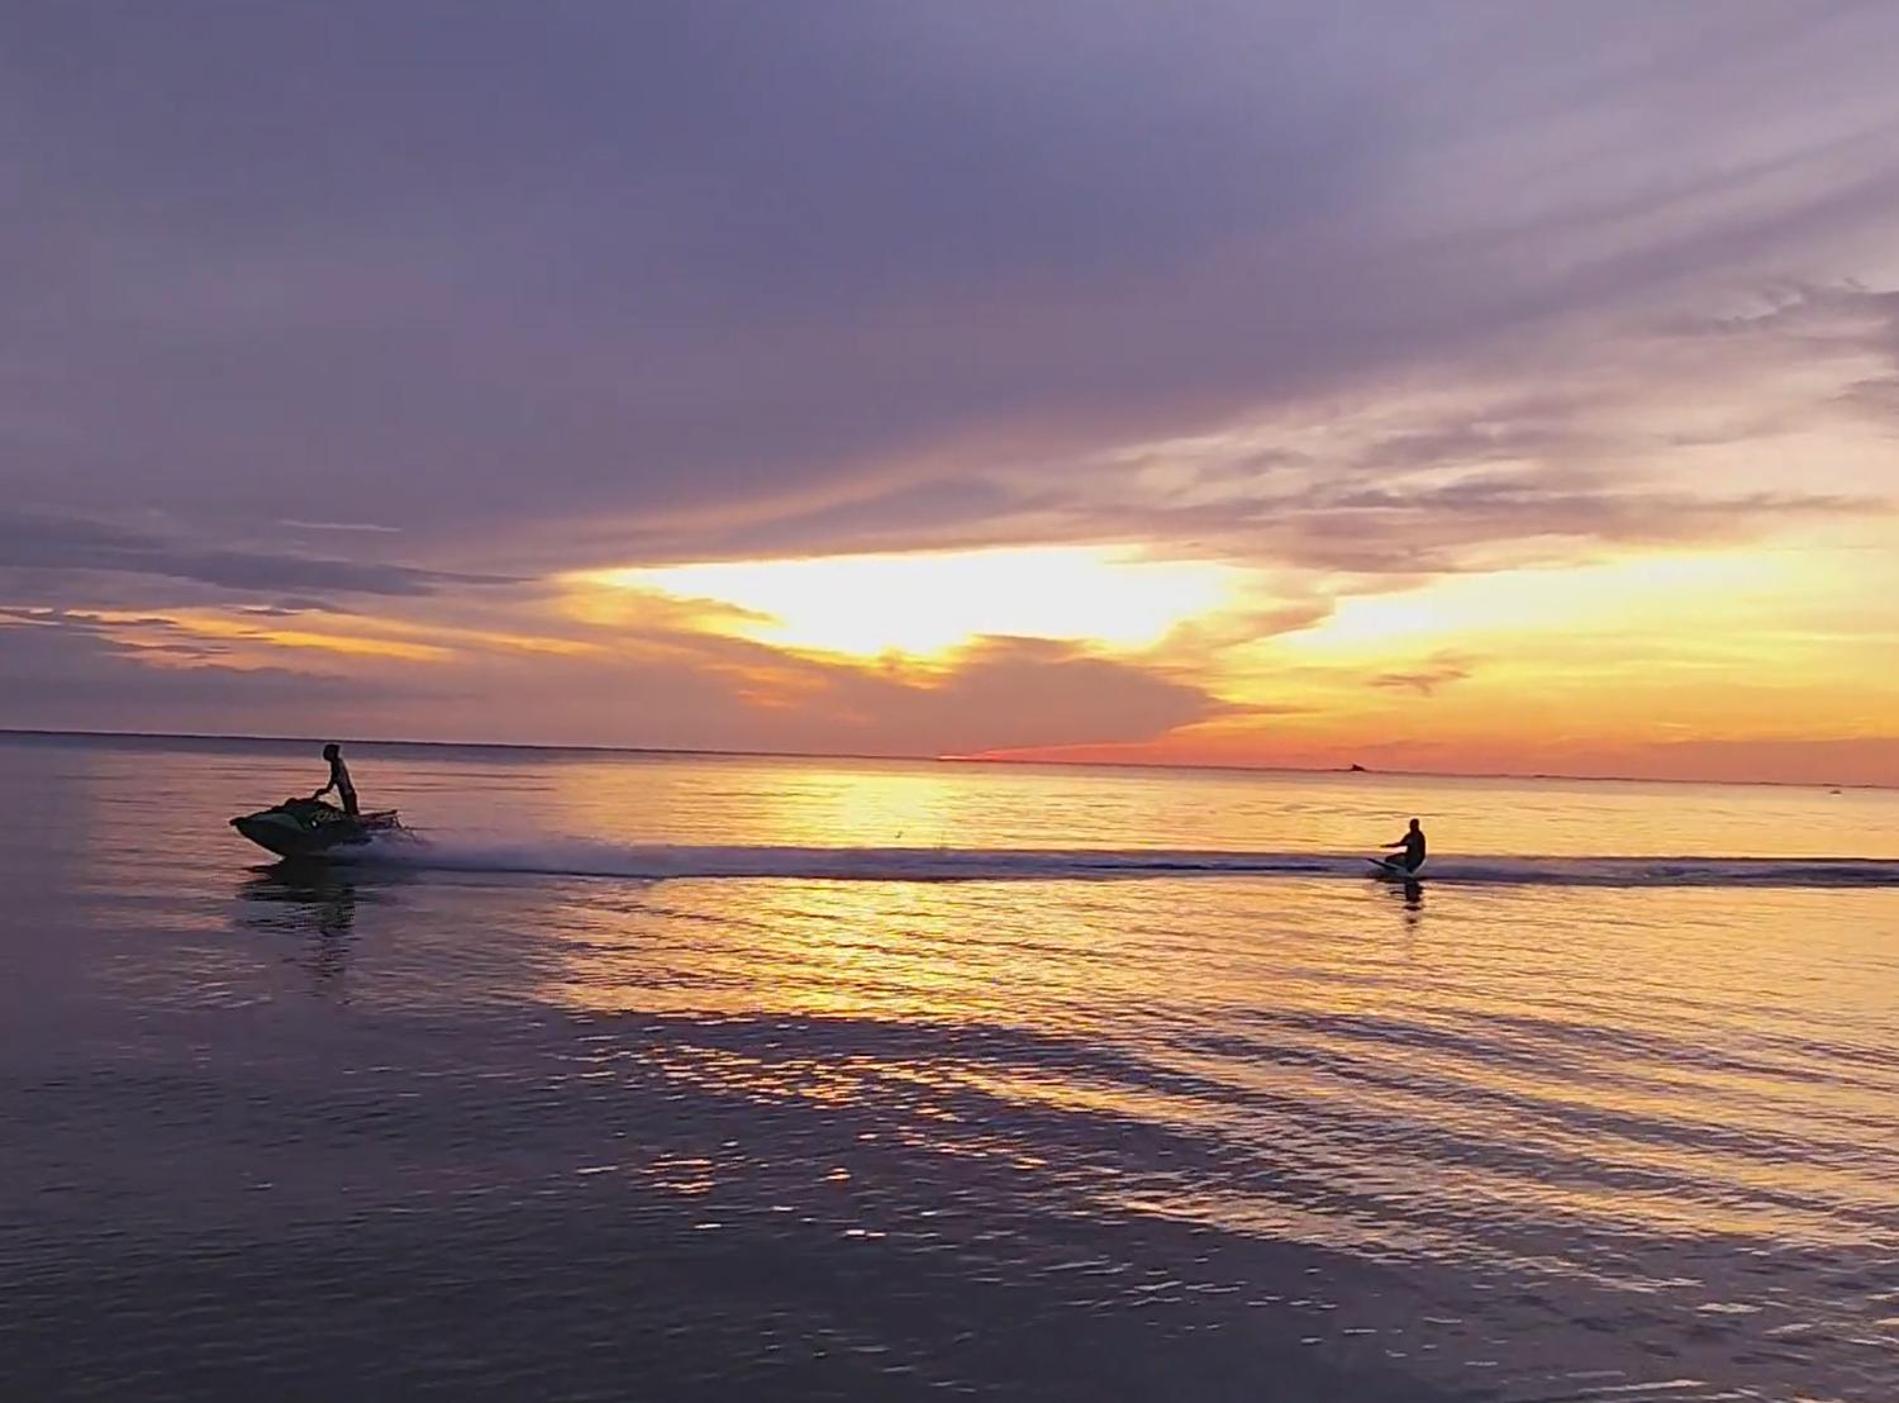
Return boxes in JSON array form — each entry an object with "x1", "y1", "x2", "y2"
[{"x1": 230, "y1": 798, "x2": 407, "y2": 859}]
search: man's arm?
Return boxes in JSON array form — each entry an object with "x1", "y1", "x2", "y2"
[{"x1": 311, "y1": 776, "x2": 335, "y2": 799}]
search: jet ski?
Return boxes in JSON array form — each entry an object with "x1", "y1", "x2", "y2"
[{"x1": 229, "y1": 797, "x2": 411, "y2": 859}]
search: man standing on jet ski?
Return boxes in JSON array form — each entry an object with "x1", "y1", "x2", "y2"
[{"x1": 310, "y1": 742, "x2": 359, "y2": 816}]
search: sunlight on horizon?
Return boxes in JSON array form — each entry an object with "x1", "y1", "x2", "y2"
[{"x1": 587, "y1": 547, "x2": 1246, "y2": 658}]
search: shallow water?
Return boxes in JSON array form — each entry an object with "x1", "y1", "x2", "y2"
[{"x1": 3, "y1": 733, "x2": 1896, "y2": 1401}]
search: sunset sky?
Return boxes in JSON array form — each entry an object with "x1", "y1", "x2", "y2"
[{"x1": 4, "y1": 3, "x2": 1898, "y2": 783}]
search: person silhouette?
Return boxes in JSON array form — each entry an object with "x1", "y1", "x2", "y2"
[
  {"x1": 310, "y1": 742, "x2": 359, "y2": 816},
  {"x1": 1382, "y1": 817, "x2": 1427, "y2": 873}
]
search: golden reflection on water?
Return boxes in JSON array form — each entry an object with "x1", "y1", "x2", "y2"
[
  {"x1": 538, "y1": 858, "x2": 1898, "y2": 1263},
  {"x1": 513, "y1": 750, "x2": 1898, "y2": 858}
]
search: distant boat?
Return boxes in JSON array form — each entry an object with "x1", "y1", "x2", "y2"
[{"x1": 1348, "y1": 763, "x2": 1368, "y2": 773}]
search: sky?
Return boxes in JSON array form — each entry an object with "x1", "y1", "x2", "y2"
[{"x1": 3, "y1": 1, "x2": 1898, "y2": 784}]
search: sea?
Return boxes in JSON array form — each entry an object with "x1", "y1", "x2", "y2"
[{"x1": 3, "y1": 730, "x2": 1895, "y2": 1403}]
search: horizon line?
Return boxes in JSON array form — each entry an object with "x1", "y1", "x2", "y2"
[{"x1": 0, "y1": 726, "x2": 1884, "y2": 793}]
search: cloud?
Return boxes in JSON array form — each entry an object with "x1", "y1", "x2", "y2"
[
  {"x1": 0, "y1": 602, "x2": 1230, "y2": 758},
  {"x1": 1369, "y1": 653, "x2": 1477, "y2": 698},
  {"x1": 236, "y1": 598, "x2": 355, "y2": 617},
  {"x1": 4, "y1": 6, "x2": 1899, "y2": 765},
  {"x1": 0, "y1": 608, "x2": 368, "y2": 732},
  {"x1": 911, "y1": 287, "x2": 1899, "y2": 579},
  {"x1": 512, "y1": 277, "x2": 1899, "y2": 584},
  {"x1": 1249, "y1": 478, "x2": 1872, "y2": 576},
  {"x1": 0, "y1": 511, "x2": 512, "y2": 597},
  {"x1": 829, "y1": 636, "x2": 1229, "y2": 755},
  {"x1": 5, "y1": 3, "x2": 1899, "y2": 558},
  {"x1": 278, "y1": 519, "x2": 403, "y2": 534},
  {"x1": 567, "y1": 629, "x2": 1234, "y2": 756}
]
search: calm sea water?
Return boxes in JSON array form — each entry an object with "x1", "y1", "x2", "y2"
[{"x1": 3, "y1": 733, "x2": 1896, "y2": 1402}]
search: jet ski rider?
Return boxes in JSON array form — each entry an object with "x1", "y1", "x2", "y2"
[
  {"x1": 1383, "y1": 817, "x2": 1427, "y2": 873},
  {"x1": 311, "y1": 742, "x2": 359, "y2": 816}
]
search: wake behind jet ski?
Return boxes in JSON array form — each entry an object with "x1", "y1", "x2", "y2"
[{"x1": 229, "y1": 742, "x2": 413, "y2": 859}]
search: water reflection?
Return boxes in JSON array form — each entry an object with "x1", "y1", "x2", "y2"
[
  {"x1": 241, "y1": 861, "x2": 363, "y2": 934},
  {"x1": 417, "y1": 746, "x2": 1899, "y2": 861},
  {"x1": 10, "y1": 734, "x2": 1899, "y2": 1403},
  {"x1": 1381, "y1": 875, "x2": 1425, "y2": 922},
  {"x1": 237, "y1": 861, "x2": 363, "y2": 986}
]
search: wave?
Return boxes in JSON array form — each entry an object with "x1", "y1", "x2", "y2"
[{"x1": 355, "y1": 838, "x2": 1899, "y2": 889}]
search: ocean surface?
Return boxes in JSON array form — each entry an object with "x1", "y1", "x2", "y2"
[{"x1": 3, "y1": 732, "x2": 1896, "y2": 1403}]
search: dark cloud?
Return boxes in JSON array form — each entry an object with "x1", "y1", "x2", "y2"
[
  {"x1": 0, "y1": 611, "x2": 365, "y2": 732},
  {"x1": 510, "y1": 282, "x2": 1899, "y2": 574},
  {"x1": 4, "y1": 2, "x2": 1898, "y2": 555},
  {"x1": 1245, "y1": 479, "x2": 1875, "y2": 575},
  {"x1": 658, "y1": 460, "x2": 1880, "y2": 579},
  {"x1": 554, "y1": 627, "x2": 1232, "y2": 755},
  {"x1": 0, "y1": 511, "x2": 511, "y2": 597},
  {"x1": 827, "y1": 636, "x2": 1228, "y2": 755},
  {"x1": 0, "y1": 604, "x2": 1229, "y2": 757},
  {"x1": 670, "y1": 480, "x2": 1029, "y2": 566}
]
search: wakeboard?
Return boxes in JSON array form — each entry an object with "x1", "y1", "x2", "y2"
[{"x1": 1367, "y1": 857, "x2": 1422, "y2": 878}]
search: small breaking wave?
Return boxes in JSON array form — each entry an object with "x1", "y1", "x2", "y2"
[{"x1": 354, "y1": 839, "x2": 1899, "y2": 889}]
